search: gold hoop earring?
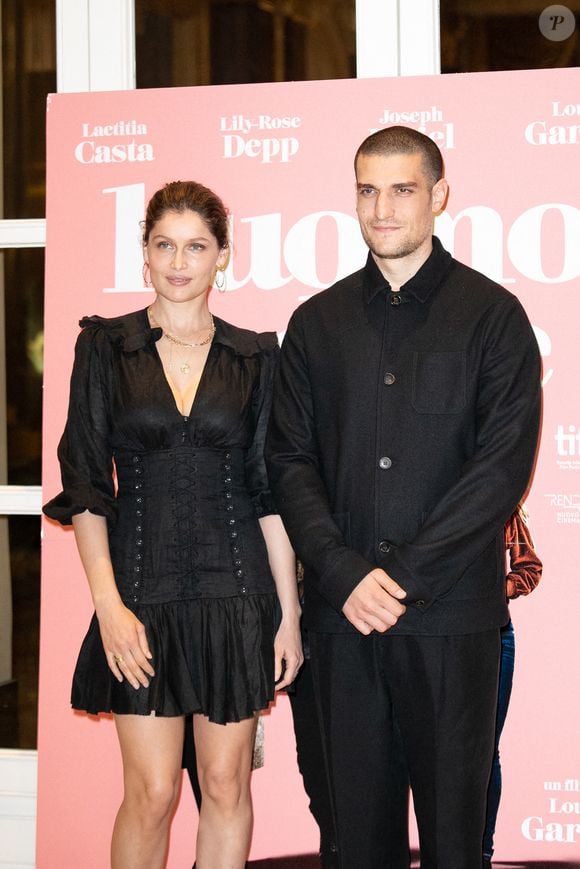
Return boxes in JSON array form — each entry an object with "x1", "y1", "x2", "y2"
[
  {"x1": 215, "y1": 268, "x2": 227, "y2": 293},
  {"x1": 142, "y1": 263, "x2": 152, "y2": 288}
]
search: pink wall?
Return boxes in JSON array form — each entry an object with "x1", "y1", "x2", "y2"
[{"x1": 40, "y1": 68, "x2": 580, "y2": 864}]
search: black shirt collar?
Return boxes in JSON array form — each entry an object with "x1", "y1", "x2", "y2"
[{"x1": 363, "y1": 235, "x2": 453, "y2": 304}]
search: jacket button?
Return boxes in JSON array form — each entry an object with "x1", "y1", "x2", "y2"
[
  {"x1": 384, "y1": 372, "x2": 396, "y2": 385},
  {"x1": 378, "y1": 540, "x2": 391, "y2": 554},
  {"x1": 390, "y1": 294, "x2": 401, "y2": 306},
  {"x1": 378, "y1": 456, "x2": 392, "y2": 470},
  {"x1": 416, "y1": 599, "x2": 425, "y2": 608}
]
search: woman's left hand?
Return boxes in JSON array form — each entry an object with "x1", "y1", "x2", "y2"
[{"x1": 274, "y1": 617, "x2": 304, "y2": 690}]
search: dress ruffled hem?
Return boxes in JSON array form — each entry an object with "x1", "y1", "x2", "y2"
[{"x1": 71, "y1": 593, "x2": 277, "y2": 724}]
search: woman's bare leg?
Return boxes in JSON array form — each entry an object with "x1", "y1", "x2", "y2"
[
  {"x1": 193, "y1": 713, "x2": 258, "y2": 869},
  {"x1": 112, "y1": 714, "x2": 185, "y2": 869}
]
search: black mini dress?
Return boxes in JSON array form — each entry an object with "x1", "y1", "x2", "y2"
[{"x1": 43, "y1": 309, "x2": 279, "y2": 724}]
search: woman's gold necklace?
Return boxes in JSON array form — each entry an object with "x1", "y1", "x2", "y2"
[
  {"x1": 169, "y1": 342, "x2": 192, "y2": 375},
  {"x1": 148, "y1": 308, "x2": 215, "y2": 375}
]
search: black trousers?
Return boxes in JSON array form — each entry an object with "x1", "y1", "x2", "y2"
[
  {"x1": 290, "y1": 653, "x2": 410, "y2": 868},
  {"x1": 308, "y1": 629, "x2": 500, "y2": 869}
]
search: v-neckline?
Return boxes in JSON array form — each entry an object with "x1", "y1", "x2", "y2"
[{"x1": 153, "y1": 331, "x2": 214, "y2": 420}]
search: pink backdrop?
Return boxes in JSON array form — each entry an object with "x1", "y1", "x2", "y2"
[{"x1": 40, "y1": 67, "x2": 580, "y2": 865}]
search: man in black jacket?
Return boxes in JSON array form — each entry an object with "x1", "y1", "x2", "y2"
[{"x1": 266, "y1": 126, "x2": 541, "y2": 868}]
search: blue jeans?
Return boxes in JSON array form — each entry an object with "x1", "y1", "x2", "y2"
[{"x1": 483, "y1": 619, "x2": 515, "y2": 860}]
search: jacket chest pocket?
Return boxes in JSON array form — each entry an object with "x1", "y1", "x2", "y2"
[{"x1": 411, "y1": 350, "x2": 467, "y2": 414}]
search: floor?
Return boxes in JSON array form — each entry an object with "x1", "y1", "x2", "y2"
[{"x1": 247, "y1": 857, "x2": 579, "y2": 868}]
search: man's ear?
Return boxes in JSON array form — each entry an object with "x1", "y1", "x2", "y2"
[{"x1": 432, "y1": 178, "x2": 449, "y2": 214}]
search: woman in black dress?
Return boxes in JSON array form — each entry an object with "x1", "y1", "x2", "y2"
[{"x1": 44, "y1": 180, "x2": 303, "y2": 868}]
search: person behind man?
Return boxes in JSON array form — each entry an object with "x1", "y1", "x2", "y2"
[
  {"x1": 266, "y1": 126, "x2": 541, "y2": 868},
  {"x1": 483, "y1": 504, "x2": 543, "y2": 868}
]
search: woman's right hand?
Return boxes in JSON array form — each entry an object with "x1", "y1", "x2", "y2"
[
  {"x1": 95, "y1": 600, "x2": 155, "y2": 689},
  {"x1": 70, "y1": 511, "x2": 155, "y2": 689}
]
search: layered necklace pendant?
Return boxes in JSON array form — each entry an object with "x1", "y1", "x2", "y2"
[
  {"x1": 171, "y1": 343, "x2": 193, "y2": 375},
  {"x1": 148, "y1": 307, "x2": 216, "y2": 377}
]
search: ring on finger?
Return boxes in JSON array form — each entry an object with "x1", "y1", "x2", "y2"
[{"x1": 114, "y1": 654, "x2": 124, "y2": 664}]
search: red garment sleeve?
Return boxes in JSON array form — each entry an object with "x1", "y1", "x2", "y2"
[{"x1": 504, "y1": 509, "x2": 542, "y2": 599}]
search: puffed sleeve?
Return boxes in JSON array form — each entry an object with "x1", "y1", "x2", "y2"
[
  {"x1": 43, "y1": 319, "x2": 117, "y2": 526},
  {"x1": 245, "y1": 334, "x2": 279, "y2": 518}
]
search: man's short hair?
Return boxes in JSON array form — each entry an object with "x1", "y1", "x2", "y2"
[{"x1": 355, "y1": 126, "x2": 444, "y2": 187}]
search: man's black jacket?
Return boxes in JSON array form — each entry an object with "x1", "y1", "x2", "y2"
[{"x1": 266, "y1": 237, "x2": 542, "y2": 635}]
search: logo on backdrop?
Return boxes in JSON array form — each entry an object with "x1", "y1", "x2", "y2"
[
  {"x1": 74, "y1": 120, "x2": 155, "y2": 164},
  {"x1": 522, "y1": 777, "x2": 580, "y2": 843},
  {"x1": 554, "y1": 424, "x2": 580, "y2": 471},
  {"x1": 220, "y1": 114, "x2": 301, "y2": 163},
  {"x1": 525, "y1": 98, "x2": 580, "y2": 145},
  {"x1": 373, "y1": 105, "x2": 455, "y2": 150},
  {"x1": 544, "y1": 493, "x2": 580, "y2": 524}
]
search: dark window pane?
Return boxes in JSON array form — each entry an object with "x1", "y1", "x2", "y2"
[
  {"x1": 2, "y1": 0, "x2": 56, "y2": 218},
  {"x1": 136, "y1": 0, "x2": 355, "y2": 88},
  {"x1": 211, "y1": 3, "x2": 274, "y2": 84},
  {"x1": 4, "y1": 248, "x2": 44, "y2": 486},
  {"x1": 0, "y1": 516, "x2": 40, "y2": 750},
  {"x1": 441, "y1": 2, "x2": 580, "y2": 73}
]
